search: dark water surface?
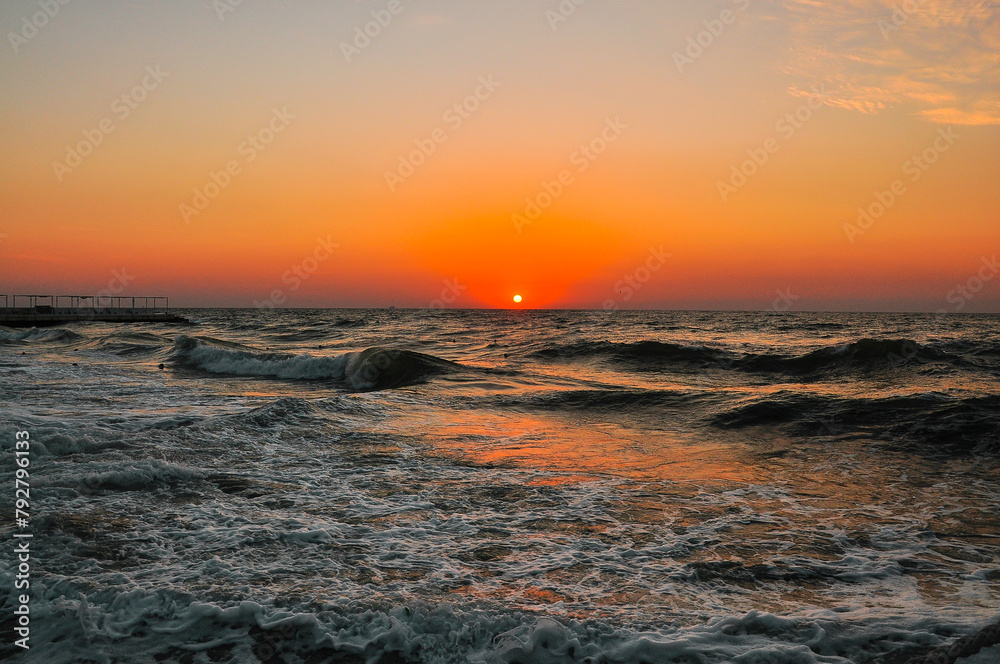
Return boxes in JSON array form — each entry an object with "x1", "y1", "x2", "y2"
[{"x1": 2, "y1": 310, "x2": 998, "y2": 663}]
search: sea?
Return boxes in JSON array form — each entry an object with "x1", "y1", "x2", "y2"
[{"x1": 1, "y1": 309, "x2": 998, "y2": 664}]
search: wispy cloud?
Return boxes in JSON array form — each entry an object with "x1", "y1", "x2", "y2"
[{"x1": 765, "y1": 0, "x2": 1000, "y2": 124}]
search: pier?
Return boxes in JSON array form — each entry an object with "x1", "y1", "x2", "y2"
[{"x1": 0, "y1": 295, "x2": 189, "y2": 327}]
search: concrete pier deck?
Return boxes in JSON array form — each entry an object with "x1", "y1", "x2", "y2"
[{"x1": 0, "y1": 295, "x2": 189, "y2": 327}]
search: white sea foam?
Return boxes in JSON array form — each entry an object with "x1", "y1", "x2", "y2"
[
  {"x1": 4, "y1": 584, "x2": 995, "y2": 664},
  {"x1": 171, "y1": 334, "x2": 353, "y2": 380}
]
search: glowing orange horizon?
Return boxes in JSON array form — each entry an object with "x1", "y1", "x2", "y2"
[{"x1": 1, "y1": 4, "x2": 997, "y2": 311}]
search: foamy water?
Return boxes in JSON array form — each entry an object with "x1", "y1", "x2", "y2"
[{"x1": 2, "y1": 310, "x2": 998, "y2": 663}]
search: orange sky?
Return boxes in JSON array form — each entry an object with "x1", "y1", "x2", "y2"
[{"x1": 1, "y1": 1, "x2": 998, "y2": 310}]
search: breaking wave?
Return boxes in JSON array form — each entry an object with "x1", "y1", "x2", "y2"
[{"x1": 168, "y1": 335, "x2": 460, "y2": 391}]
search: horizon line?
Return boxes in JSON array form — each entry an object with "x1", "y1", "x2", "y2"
[{"x1": 166, "y1": 306, "x2": 999, "y2": 315}]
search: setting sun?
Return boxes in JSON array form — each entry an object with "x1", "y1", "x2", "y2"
[{"x1": 3, "y1": 3, "x2": 999, "y2": 661}]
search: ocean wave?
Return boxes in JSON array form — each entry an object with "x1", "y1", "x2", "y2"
[
  {"x1": 29, "y1": 431, "x2": 135, "y2": 457},
  {"x1": 971, "y1": 343, "x2": 1000, "y2": 359},
  {"x1": 880, "y1": 395, "x2": 1000, "y2": 455},
  {"x1": 238, "y1": 397, "x2": 324, "y2": 427},
  {"x1": 89, "y1": 331, "x2": 170, "y2": 357},
  {"x1": 0, "y1": 327, "x2": 83, "y2": 344},
  {"x1": 168, "y1": 335, "x2": 460, "y2": 391},
  {"x1": 335, "y1": 316, "x2": 367, "y2": 327},
  {"x1": 107, "y1": 342, "x2": 165, "y2": 357},
  {"x1": 100, "y1": 331, "x2": 167, "y2": 344},
  {"x1": 675, "y1": 554, "x2": 907, "y2": 585},
  {"x1": 711, "y1": 391, "x2": 1000, "y2": 454},
  {"x1": 34, "y1": 458, "x2": 205, "y2": 492},
  {"x1": 799, "y1": 322, "x2": 846, "y2": 331},
  {"x1": 269, "y1": 328, "x2": 335, "y2": 342},
  {"x1": 530, "y1": 340, "x2": 729, "y2": 366},
  {"x1": 711, "y1": 392, "x2": 833, "y2": 429},
  {"x1": 497, "y1": 388, "x2": 705, "y2": 412},
  {"x1": 145, "y1": 415, "x2": 201, "y2": 430},
  {"x1": 530, "y1": 338, "x2": 971, "y2": 376},
  {"x1": 737, "y1": 338, "x2": 957, "y2": 374},
  {"x1": 6, "y1": 591, "x2": 992, "y2": 664}
]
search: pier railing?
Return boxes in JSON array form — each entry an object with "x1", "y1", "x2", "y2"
[{"x1": 0, "y1": 295, "x2": 169, "y2": 313}]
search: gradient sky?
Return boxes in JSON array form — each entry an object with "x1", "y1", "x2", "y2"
[{"x1": 1, "y1": 0, "x2": 997, "y2": 310}]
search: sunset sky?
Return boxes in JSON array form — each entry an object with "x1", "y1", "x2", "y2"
[{"x1": 1, "y1": 0, "x2": 997, "y2": 310}]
